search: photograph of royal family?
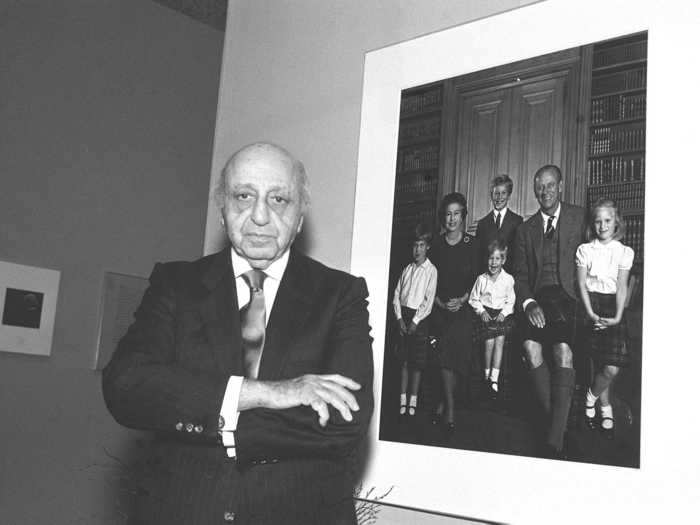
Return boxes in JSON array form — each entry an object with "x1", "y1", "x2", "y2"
[{"x1": 381, "y1": 166, "x2": 642, "y2": 467}]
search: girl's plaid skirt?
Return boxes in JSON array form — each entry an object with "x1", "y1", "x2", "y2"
[{"x1": 587, "y1": 292, "x2": 630, "y2": 367}]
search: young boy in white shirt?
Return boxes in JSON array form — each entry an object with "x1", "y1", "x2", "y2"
[
  {"x1": 468, "y1": 239, "x2": 515, "y2": 398},
  {"x1": 393, "y1": 224, "x2": 437, "y2": 416}
]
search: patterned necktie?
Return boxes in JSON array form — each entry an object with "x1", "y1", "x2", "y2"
[
  {"x1": 495, "y1": 211, "x2": 502, "y2": 230},
  {"x1": 545, "y1": 215, "x2": 555, "y2": 239},
  {"x1": 240, "y1": 269, "x2": 266, "y2": 379}
]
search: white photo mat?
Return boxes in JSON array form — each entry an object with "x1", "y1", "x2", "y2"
[
  {"x1": 0, "y1": 260, "x2": 60, "y2": 356},
  {"x1": 350, "y1": 1, "x2": 700, "y2": 523}
]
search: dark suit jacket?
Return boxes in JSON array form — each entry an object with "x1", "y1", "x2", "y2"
[
  {"x1": 513, "y1": 202, "x2": 587, "y2": 307},
  {"x1": 102, "y1": 247, "x2": 374, "y2": 525},
  {"x1": 475, "y1": 208, "x2": 523, "y2": 274}
]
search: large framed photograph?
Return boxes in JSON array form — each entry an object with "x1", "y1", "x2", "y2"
[
  {"x1": 0, "y1": 261, "x2": 60, "y2": 357},
  {"x1": 351, "y1": 1, "x2": 699, "y2": 523}
]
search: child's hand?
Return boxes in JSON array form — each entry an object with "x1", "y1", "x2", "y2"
[
  {"x1": 480, "y1": 311, "x2": 492, "y2": 323},
  {"x1": 446, "y1": 298, "x2": 462, "y2": 312},
  {"x1": 598, "y1": 317, "x2": 619, "y2": 328},
  {"x1": 398, "y1": 319, "x2": 407, "y2": 335},
  {"x1": 407, "y1": 322, "x2": 417, "y2": 335},
  {"x1": 496, "y1": 313, "x2": 505, "y2": 323}
]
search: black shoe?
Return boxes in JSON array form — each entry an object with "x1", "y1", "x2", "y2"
[
  {"x1": 541, "y1": 444, "x2": 568, "y2": 461},
  {"x1": 584, "y1": 405, "x2": 597, "y2": 430},
  {"x1": 489, "y1": 381, "x2": 499, "y2": 401},
  {"x1": 600, "y1": 417, "x2": 615, "y2": 440}
]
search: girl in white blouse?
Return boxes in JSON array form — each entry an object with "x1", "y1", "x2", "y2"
[{"x1": 575, "y1": 199, "x2": 634, "y2": 439}]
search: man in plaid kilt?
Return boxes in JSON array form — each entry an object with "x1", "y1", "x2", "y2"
[{"x1": 513, "y1": 165, "x2": 587, "y2": 458}]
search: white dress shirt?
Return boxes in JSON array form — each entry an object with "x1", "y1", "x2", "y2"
[
  {"x1": 492, "y1": 207, "x2": 510, "y2": 226},
  {"x1": 575, "y1": 239, "x2": 634, "y2": 293},
  {"x1": 219, "y1": 248, "x2": 290, "y2": 457},
  {"x1": 539, "y1": 203, "x2": 561, "y2": 233},
  {"x1": 468, "y1": 269, "x2": 515, "y2": 317},
  {"x1": 392, "y1": 258, "x2": 437, "y2": 325}
]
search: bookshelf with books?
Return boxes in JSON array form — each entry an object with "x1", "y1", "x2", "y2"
[
  {"x1": 586, "y1": 34, "x2": 646, "y2": 269},
  {"x1": 391, "y1": 83, "x2": 444, "y2": 261}
]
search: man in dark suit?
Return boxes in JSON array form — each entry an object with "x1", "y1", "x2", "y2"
[
  {"x1": 513, "y1": 165, "x2": 586, "y2": 458},
  {"x1": 475, "y1": 174, "x2": 523, "y2": 274},
  {"x1": 102, "y1": 143, "x2": 374, "y2": 524}
]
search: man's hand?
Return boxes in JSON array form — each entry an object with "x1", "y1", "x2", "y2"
[
  {"x1": 240, "y1": 374, "x2": 361, "y2": 427},
  {"x1": 446, "y1": 298, "x2": 463, "y2": 312},
  {"x1": 525, "y1": 301, "x2": 546, "y2": 328}
]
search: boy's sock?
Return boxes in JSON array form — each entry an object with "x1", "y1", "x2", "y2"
[
  {"x1": 484, "y1": 368, "x2": 491, "y2": 380},
  {"x1": 585, "y1": 388, "x2": 598, "y2": 418},
  {"x1": 490, "y1": 368, "x2": 500, "y2": 391},
  {"x1": 400, "y1": 393, "x2": 407, "y2": 415},
  {"x1": 600, "y1": 404, "x2": 614, "y2": 429},
  {"x1": 408, "y1": 395, "x2": 418, "y2": 416}
]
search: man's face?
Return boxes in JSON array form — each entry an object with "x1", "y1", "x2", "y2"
[
  {"x1": 534, "y1": 170, "x2": 562, "y2": 215},
  {"x1": 491, "y1": 184, "x2": 510, "y2": 211},
  {"x1": 221, "y1": 149, "x2": 304, "y2": 269}
]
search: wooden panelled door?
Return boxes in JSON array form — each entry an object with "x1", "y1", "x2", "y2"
[{"x1": 441, "y1": 48, "x2": 585, "y2": 229}]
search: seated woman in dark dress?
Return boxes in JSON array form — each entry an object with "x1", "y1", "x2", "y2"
[{"x1": 430, "y1": 192, "x2": 478, "y2": 431}]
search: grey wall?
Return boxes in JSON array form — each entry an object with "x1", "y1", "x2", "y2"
[
  {"x1": 204, "y1": 0, "x2": 540, "y2": 268},
  {"x1": 0, "y1": 1, "x2": 223, "y2": 523}
]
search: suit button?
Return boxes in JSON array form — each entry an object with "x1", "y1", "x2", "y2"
[
  {"x1": 175, "y1": 422, "x2": 184, "y2": 431},
  {"x1": 194, "y1": 424, "x2": 203, "y2": 434},
  {"x1": 185, "y1": 423, "x2": 194, "y2": 432},
  {"x1": 223, "y1": 511, "x2": 235, "y2": 522}
]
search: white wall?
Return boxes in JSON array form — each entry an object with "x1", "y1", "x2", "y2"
[
  {"x1": 204, "y1": 0, "x2": 539, "y2": 267},
  {"x1": 0, "y1": 1, "x2": 223, "y2": 523}
]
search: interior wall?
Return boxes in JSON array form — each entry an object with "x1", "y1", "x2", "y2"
[
  {"x1": 204, "y1": 0, "x2": 540, "y2": 268},
  {"x1": 0, "y1": 1, "x2": 223, "y2": 523}
]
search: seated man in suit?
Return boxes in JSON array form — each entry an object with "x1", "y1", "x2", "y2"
[
  {"x1": 475, "y1": 174, "x2": 523, "y2": 274},
  {"x1": 102, "y1": 142, "x2": 374, "y2": 524},
  {"x1": 513, "y1": 165, "x2": 586, "y2": 459}
]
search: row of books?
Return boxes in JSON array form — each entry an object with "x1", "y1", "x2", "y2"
[
  {"x1": 395, "y1": 174, "x2": 438, "y2": 198},
  {"x1": 593, "y1": 40, "x2": 647, "y2": 68},
  {"x1": 591, "y1": 93, "x2": 646, "y2": 123},
  {"x1": 400, "y1": 89, "x2": 442, "y2": 116},
  {"x1": 623, "y1": 215, "x2": 644, "y2": 263},
  {"x1": 591, "y1": 67, "x2": 646, "y2": 96},
  {"x1": 589, "y1": 125, "x2": 645, "y2": 155},
  {"x1": 397, "y1": 144, "x2": 440, "y2": 172},
  {"x1": 587, "y1": 183, "x2": 644, "y2": 211},
  {"x1": 588, "y1": 156, "x2": 645, "y2": 185},
  {"x1": 392, "y1": 207, "x2": 436, "y2": 232},
  {"x1": 398, "y1": 117, "x2": 441, "y2": 143}
]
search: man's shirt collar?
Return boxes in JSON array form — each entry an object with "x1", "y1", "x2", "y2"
[{"x1": 230, "y1": 248, "x2": 290, "y2": 281}]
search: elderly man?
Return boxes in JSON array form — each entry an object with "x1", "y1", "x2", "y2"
[
  {"x1": 514, "y1": 165, "x2": 586, "y2": 459},
  {"x1": 103, "y1": 143, "x2": 374, "y2": 524}
]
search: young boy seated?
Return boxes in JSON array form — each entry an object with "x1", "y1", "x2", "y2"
[{"x1": 468, "y1": 239, "x2": 515, "y2": 398}]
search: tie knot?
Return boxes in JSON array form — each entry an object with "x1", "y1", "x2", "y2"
[{"x1": 243, "y1": 269, "x2": 266, "y2": 292}]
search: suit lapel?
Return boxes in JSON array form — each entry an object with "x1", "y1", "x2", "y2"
[
  {"x1": 258, "y1": 249, "x2": 314, "y2": 380},
  {"x1": 529, "y1": 212, "x2": 544, "y2": 273},
  {"x1": 199, "y1": 249, "x2": 243, "y2": 376}
]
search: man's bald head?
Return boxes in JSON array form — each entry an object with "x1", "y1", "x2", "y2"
[
  {"x1": 215, "y1": 142, "x2": 310, "y2": 211},
  {"x1": 217, "y1": 142, "x2": 310, "y2": 269}
]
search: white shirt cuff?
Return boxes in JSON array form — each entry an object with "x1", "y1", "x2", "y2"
[
  {"x1": 219, "y1": 375, "x2": 244, "y2": 456},
  {"x1": 523, "y1": 298, "x2": 535, "y2": 310}
]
